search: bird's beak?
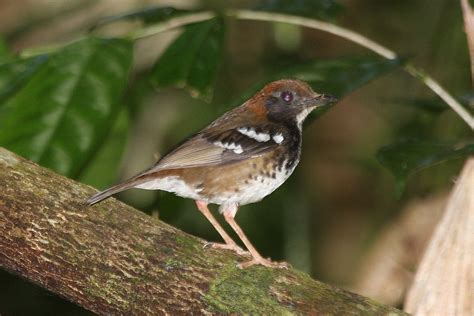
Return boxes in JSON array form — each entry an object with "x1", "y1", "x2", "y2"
[
  {"x1": 312, "y1": 94, "x2": 339, "y2": 107},
  {"x1": 302, "y1": 94, "x2": 338, "y2": 108}
]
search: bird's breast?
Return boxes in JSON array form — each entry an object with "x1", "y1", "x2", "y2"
[{"x1": 196, "y1": 145, "x2": 301, "y2": 206}]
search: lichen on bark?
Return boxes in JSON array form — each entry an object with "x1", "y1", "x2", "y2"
[{"x1": 0, "y1": 147, "x2": 406, "y2": 315}]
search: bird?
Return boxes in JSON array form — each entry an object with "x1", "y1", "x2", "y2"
[{"x1": 86, "y1": 79, "x2": 337, "y2": 268}]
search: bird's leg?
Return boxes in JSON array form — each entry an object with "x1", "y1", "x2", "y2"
[
  {"x1": 222, "y1": 206, "x2": 289, "y2": 269},
  {"x1": 195, "y1": 200, "x2": 247, "y2": 255}
]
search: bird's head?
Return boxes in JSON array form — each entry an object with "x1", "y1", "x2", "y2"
[{"x1": 248, "y1": 79, "x2": 337, "y2": 127}]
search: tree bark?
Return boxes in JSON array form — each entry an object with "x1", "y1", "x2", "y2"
[
  {"x1": 0, "y1": 147, "x2": 405, "y2": 315},
  {"x1": 405, "y1": 158, "x2": 474, "y2": 315}
]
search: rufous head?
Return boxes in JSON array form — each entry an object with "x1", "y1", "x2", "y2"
[{"x1": 248, "y1": 79, "x2": 337, "y2": 126}]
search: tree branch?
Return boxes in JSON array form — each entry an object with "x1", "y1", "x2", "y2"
[{"x1": 0, "y1": 147, "x2": 405, "y2": 314}]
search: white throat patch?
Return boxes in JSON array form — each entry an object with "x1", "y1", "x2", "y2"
[{"x1": 296, "y1": 106, "x2": 316, "y2": 129}]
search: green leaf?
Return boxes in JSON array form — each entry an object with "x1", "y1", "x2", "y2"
[
  {"x1": 391, "y1": 97, "x2": 447, "y2": 114},
  {"x1": 254, "y1": 0, "x2": 342, "y2": 20},
  {"x1": 0, "y1": 39, "x2": 12, "y2": 63},
  {"x1": 237, "y1": 56, "x2": 403, "y2": 108},
  {"x1": 91, "y1": 6, "x2": 192, "y2": 31},
  {"x1": 0, "y1": 37, "x2": 133, "y2": 178},
  {"x1": 0, "y1": 55, "x2": 49, "y2": 104},
  {"x1": 276, "y1": 56, "x2": 404, "y2": 97},
  {"x1": 460, "y1": 91, "x2": 474, "y2": 107},
  {"x1": 377, "y1": 140, "x2": 474, "y2": 193},
  {"x1": 79, "y1": 109, "x2": 129, "y2": 188},
  {"x1": 150, "y1": 17, "x2": 225, "y2": 101}
]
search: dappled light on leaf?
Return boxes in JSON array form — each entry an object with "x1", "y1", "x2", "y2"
[
  {"x1": 235, "y1": 56, "x2": 402, "y2": 121},
  {"x1": 377, "y1": 140, "x2": 474, "y2": 193},
  {"x1": 91, "y1": 6, "x2": 193, "y2": 31},
  {"x1": 150, "y1": 17, "x2": 225, "y2": 101},
  {"x1": 243, "y1": 57, "x2": 403, "y2": 101},
  {"x1": 0, "y1": 38, "x2": 133, "y2": 178}
]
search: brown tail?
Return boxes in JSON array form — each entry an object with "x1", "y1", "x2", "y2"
[{"x1": 86, "y1": 176, "x2": 145, "y2": 206}]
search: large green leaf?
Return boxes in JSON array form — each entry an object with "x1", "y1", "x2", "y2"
[
  {"x1": 254, "y1": 0, "x2": 342, "y2": 20},
  {"x1": 79, "y1": 109, "x2": 129, "y2": 188},
  {"x1": 377, "y1": 140, "x2": 474, "y2": 192},
  {"x1": 276, "y1": 56, "x2": 403, "y2": 97},
  {"x1": 391, "y1": 97, "x2": 447, "y2": 114},
  {"x1": 0, "y1": 37, "x2": 133, "y2": 178},
  {"x1": 0, "y1": 55, "x2": 49, "y2": 104},
  {"x1": 0, "y1": 39, "x2": 12, "y2": 63},
  {"x1": 91, "y1": 6, "x2": 192, "y2": 31},
  {"x1": 236, "y1": 56, "x2": 403, "y2": 112},
  {"x1": 150, "y1": 17, "x2": 225, "y2": 101}
]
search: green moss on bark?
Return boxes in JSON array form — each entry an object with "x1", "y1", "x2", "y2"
[{"x1": 0, "y1": 148, "x2": 407, "y2": 315}]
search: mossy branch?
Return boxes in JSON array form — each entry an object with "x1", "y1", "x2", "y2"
[{"x1": 0, "y1": 147, "x2": 406, "y2": 314}]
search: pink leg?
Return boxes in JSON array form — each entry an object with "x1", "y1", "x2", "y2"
[
  {"x1": 222, "y1": 207, "x2": 289, "y2": 269},
  {"x1": 195, "y1": 200, "x2": 246, "y2": 255}
]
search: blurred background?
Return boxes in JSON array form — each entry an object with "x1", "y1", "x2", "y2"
[{"x1": 0, "y1": 0, "x2": 471, "y2": 314}]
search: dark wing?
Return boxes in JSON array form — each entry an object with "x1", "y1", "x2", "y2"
[{"x1": 144, "y1": 126, "x2": 282, "y2": 174}]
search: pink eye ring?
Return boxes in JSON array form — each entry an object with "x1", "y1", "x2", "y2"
[{"x1": 281, "y1": 91, "x2": 293, "y2": 103}]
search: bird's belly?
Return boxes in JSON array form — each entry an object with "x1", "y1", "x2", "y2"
[
  {"x1": 134, "y1": 153, "x2": 300, "y2": 206},
  {"x1": 134, "y1": 176, "x2": 204, "y2": 200},
  {"x1": 211, "y1": 166, "x2": 293, "y2": 206},
  {"x1": 200, "y1": 155, "x2": 299, "y2": 206}
]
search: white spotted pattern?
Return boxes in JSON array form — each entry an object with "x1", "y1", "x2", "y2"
[
  {"x1": 213, "y1": 141, "x2": 243, "y2": 154},
  {"x1": 215, "y1": 158, "x2": 298, "y2": 208},
  {"x1": 272, "y1": 133, "x2": 284, "y2": 144},
  {"x1": 237, "y1": 127, "x2": 271, "y2": 142},
  {"x1": 296, "y1": 106, "x2": 316, "y2": 129}
]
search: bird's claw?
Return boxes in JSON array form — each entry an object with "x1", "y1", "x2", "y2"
[
  {"x1": 203, "y1": 241, "x2": 249, "y2": 256},
  {"x1": 237, "y1": 257, "x2": 291, "y2": 269}
]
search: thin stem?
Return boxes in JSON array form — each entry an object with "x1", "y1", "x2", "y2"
[
  {"x1": 230, "y1": 10, "x2": 397, "y2": 59},
  {"x1": 405, "y1": 64, "x2": 474, "y2": 129},
  {"x1": 232, "y1": 10, "x2": 474, "y2": 130},
  {"x1": 130, "y1": 11, "x2": 216, "y2": 40},
  {"x1": 129, "y1": 9, "x2": 474, "y2": 129}
]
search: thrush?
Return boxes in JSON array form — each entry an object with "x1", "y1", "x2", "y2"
[{"x1": 86, "y1": 79, "x2": 337, "y2": 268}]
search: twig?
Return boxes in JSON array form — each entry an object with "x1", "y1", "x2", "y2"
[
  {"x1": 229, "y1": 10, "x2": 397, "y2": 59},
  {"x1": 130, "y1": 9, "x2": 474, "y2": 130},
  {"x1": 129, "y1": 11, "x2": 215, "y2": 40}
]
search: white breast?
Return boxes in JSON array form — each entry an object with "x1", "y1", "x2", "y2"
[{"x1": 135, "y1": 176, "x2": 203, "y2": 200}]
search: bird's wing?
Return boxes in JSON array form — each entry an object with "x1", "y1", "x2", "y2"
[
  {"x1": 85, "y1": 126, "x2": 282, "y2": 205},
  {"x1": 144, "y1": 126, "x2": 283, "y2": 173}
]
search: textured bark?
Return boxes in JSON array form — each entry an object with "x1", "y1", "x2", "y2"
[
  {"x1": 405, "y1": 158, "x2": 474, "y2": 315},
  {"x1": 0, "y1": 147, "x2": 405, "y2": 315}
]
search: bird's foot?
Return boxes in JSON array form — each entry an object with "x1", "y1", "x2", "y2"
[
  {"x1": 203, "y1": 241, "x2": 249, "y2": 256},
  {"x1": 238, "y1": 256, "x2": 291, "y2": 269}
]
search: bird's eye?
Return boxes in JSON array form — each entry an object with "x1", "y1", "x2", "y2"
[{"x1": 281, "y1": 91, "x2": 293, "y2": 103}]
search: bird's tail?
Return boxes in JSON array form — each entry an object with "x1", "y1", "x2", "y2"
[{"x1": 86, "y1": 176, "x2": 144, "y2": 206}]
